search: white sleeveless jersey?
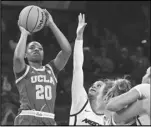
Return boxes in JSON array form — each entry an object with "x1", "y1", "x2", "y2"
[
  {"x1": 110, "y1": 114, "x2": 138, "y2": 126},
  {"x1": 137, "y1": 114, "x2": 150, "y2": 125},
  {"x1": 69, "y1": 100, "x2": 109, "y2": 125}
]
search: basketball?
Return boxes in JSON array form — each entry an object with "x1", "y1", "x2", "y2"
[{"x1": 18, "y1": 5, "x2": 46, "y2": 33}]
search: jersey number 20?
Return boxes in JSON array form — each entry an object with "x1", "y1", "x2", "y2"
[{"x1": 36, "y1": 85, "x2": 52, "y2": 100}]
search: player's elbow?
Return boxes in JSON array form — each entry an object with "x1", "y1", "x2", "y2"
[
  {"x1": 67, "y1": 45, "x2": 72, "y2": 54},
  {"x1": 63, "y1": 45, "x2": 72, "y2": 56}
]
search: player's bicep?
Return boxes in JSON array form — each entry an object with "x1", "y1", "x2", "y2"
[
  {"x1": 70, "y1": 68, "x2": 87, "y2": 115},
  {"x1": 13, "y1": 56, "x2": 26, "y2": 73},
  {"x1": 53, "y1": 51, "x2": 70, "y2": 71}
]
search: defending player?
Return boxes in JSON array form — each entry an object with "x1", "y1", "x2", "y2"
[
  {"x1": 106, "y1": 67, "x2": 150, "y2": 125},
  {"x1": 13, "y1": 9, "x2": 71, "y2": 125},
  {"x1": 103, "y1": 78, "x2": 141, "y2": 125},
  {"x1": 69, "y1": 13, "x2": 111, "y2": 125}
]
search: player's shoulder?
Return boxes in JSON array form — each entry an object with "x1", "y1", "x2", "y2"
[
  {"x1": 134, "y1": 83, "x2": 150, "y2": 89},
  {"x1": 45, "y1": 60, "x2": 60, "y2": 77}
]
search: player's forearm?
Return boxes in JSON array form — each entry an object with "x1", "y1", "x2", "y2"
[
  {"x1": 14, "y1": 33, "x2": 28, "y2": 59},
  {"x1": 106, "y1": 90, "x2": 140, "y2": 111},
  {"x1": 48, "y1": 22, "x2": 71, "y2": 55},
  {"x1": 73, "y1": 38, "x2": 84, "y2": 69}
]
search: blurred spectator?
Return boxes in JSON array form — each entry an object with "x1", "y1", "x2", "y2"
[
  {"x1": 9, "y1": 40, "x2": 17, "y2": 51},
  {"x1": 102, "y1": 28, "x2": 119, "y2": 47},
  {"x1": 116, "y1": 47, "x2": 133, "y2": 75},
  {"x1": 93, "y1": 47, "x2": 115, "y2": 75},
  {"x1": 88, "y1": 19, "x2": 100, "y2": 48},
  {"x1": 142, "y1": 5, "x2": 150, "y2": 34},
  {"x1": 83, "y1": 46, "x2": 94, "y2": 72},
  {"x1": 1, "y1": 103, "x2": 18, "y2": 125},
  {"x1": 2, "y1": 19, "x2": 6, "y2": 32},
  {"x1": 2, "y1": 19, "x2": 15, "y2": 72},
  {"x1": 131, "y1": 46, "x2": 150, "y2": 84},
  {"x1": 68, "y1": 22, "x2": 77, "y2": 42},
  {"x1": 1, "y1": 75, "x2": 19, "y2": 107},
  {"x1": 1, "y1": 75, "x2": 19, "y2": 125},
  {"x1": 131, "y1": 46, "x2": 150, "y2": 68}
]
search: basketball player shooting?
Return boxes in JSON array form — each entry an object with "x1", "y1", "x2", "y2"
[
  {"x1": 13, "y1": 9, "x2": 71, "y2": 125},
  {"x1": 69, "y1": 13, "x2": 110, "y2": 125}
]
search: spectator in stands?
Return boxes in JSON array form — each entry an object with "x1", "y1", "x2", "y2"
[
  {"x1": 93, "y1": 47, "x2": 115, "y2": 75},
  {"x1": 2, "y1": 19, "x2": 16, "y2": 73},
  {"x1": 83, "y1": 46, "x2": 95, "y2": 82},
  {"x1": 1, "y1": 103, "x2": 18, "y2": 125},
  {"x1": 1, "y1": 75, "x2": 19, "y2": 125},
  {"x1": 2, "y1": 75, "x2": 19, "y2": 107},
  {"x1": 131, "y1": 46, "x2": 150, "y2": 84},
  {"x1": 131, "y1": 46, "x2": 150, "y2": 68},
  {"x1": 116, "y1": 47, "x2": 133, "y2": 75}
]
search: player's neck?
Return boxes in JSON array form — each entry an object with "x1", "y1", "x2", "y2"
[
  {"x1": 29, "y1": 61, "x2": 42, "y2": 69},
  {"x1": 90, "y1": 99, "x2": 105, "y2": 115}
]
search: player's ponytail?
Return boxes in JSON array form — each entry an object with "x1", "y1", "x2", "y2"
[{"x1": 103, "y1": 78, "x2": 131, "y2": 102}]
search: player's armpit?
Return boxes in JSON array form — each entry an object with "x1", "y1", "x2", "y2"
[
  {"x1": 70, "y1": 68, "x2": 88, "y2": 115},
  {"x1": 13, "y1": 57, "x2": 26, "y2": 74},
  {"x1": 14, "y1": 65, "x2": 30, "y2": 84},
  {"x1": 47, "y1": 60, "x2": 60, "y2": 77}
]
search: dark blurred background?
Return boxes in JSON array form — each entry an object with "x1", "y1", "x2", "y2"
[{"x1": 1, "y1": 1, "x2": 150, "y2": 125}]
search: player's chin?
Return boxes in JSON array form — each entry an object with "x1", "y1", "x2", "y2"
[
  {"x1": 31, "y1": 57, "x2": 42, "y2": 62},
  {"x1": 88, "y1": 91, "x2": 97, "y2": 97}
]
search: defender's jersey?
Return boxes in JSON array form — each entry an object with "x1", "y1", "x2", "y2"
[
  {"x1": 69, "y1": 100, "x2": 109, "y2": 125},
  {"x1": 14, "y1": 62, "x2": 58, "y2": 114},
  {"x1": 110, "y1": 114, "x2": 138, "y2": 126}
]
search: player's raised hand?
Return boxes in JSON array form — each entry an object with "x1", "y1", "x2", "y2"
[
  {"x1": 43, "y1": 9, "x2": 54, "y2": 26},
  {"x1": 18, "y1": 20, "x2": 30, "y2": 35},
  {"x1": 76, "y1": 13, "x2": 87, "y2": 39}
]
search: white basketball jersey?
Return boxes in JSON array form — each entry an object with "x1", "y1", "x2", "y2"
[{"x1": 69, "y1": 100, "x2": 109, "y2": 125}]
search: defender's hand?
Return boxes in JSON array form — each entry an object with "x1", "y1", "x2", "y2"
[{"x1": 76, "y1": 13, "x2": 87, "y2": 38}]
